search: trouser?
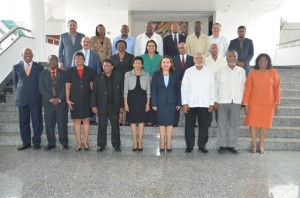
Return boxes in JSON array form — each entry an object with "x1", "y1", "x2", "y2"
[
  {"x1": 217, "y1": 103, "x2": 241, "y2": 148},
  {"x1": 44, "y1": 104, "x2": 68, "y2": 146},
  {"x1": 185, "y1": 107, "x2": 208, "y2": 149},
  {"x1": 18, "y1": 104, "x2": 43, "y2": 145},
  {"x1": 97, "y1": 104, "x2": 120, "y2": 148}
]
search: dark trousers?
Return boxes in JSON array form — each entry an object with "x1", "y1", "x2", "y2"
[
  {"x1": 44, "y1": 104, "x2": 68, "y2": 146},
  {"x1": 185, "y1": 107, "x2": 208, "y2": 149},
  {"x1": 18, "y1": 104, "x2": 43, "y2": 145},
  {"x1": 97, "y1": 104, "x2": 120, "y2": 148}
]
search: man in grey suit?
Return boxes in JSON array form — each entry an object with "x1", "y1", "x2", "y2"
[
  {"x1": 72, "y1": 36, "x2": 102, "y2": 125},
  {"x1": 228, "y1": 26, "x2": 254, "y2": 76},
  {"x1": 39, "y1": 55, "x2": 68, "y2": 150},
  {"x1": 58, "y1": 20, "x2": 85, "y2": 70}
]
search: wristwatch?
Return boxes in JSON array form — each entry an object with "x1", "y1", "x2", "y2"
[{"x1": 58, "y1": 99, "x2": 61, "y2": 103}]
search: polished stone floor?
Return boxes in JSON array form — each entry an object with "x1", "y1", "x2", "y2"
[{"x1": 0, "y1": 146, "x2": 300, "y2": 198}]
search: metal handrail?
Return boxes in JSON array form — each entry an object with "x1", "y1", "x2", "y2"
[
  {"x1": 277, "y1": 39, "x2": 300, "y2": 49},
  {"x1": 0, "y1": 26, "x2": 31, "y2": 43}
]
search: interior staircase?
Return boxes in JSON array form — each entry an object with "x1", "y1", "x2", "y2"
[{"x1": 0, "y1": 68, "x2": 300, "y2": 150}]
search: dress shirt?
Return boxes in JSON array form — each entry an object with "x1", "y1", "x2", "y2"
[
  {"x1": 208, "y1": 35, "x2": 229, "y2": 58},
  {"x1": 205, "y1": 55, "x2": 226, "y2": 75},
  {"x1": 141, "y1": 53, "x2": 162, "y2": 77},
  {"x1": 112, "y1": 35, "x2": 136, "y2": 55},
  {"x1": 134, "y1": 32, "x2": 163, "y2": 56},
  {"x1": 163, "y1": 75, "x2": 169, "y2": 87},
  {"x1": 82, "y1": 49, "x2": 90, "y2": 66},
  {"x1": 186, "y1": 33, "x2": 209, "y2": 56},
  {"x1": 172, "y1": 33, "x2": 179, "y2": 45},
  {"x1": 181, "y1": 66, "x2": 215, "y2": 108},
  {"x1": 215, "y1": 65, "x2": 246, "y2": 104},
  {"x1": 23, "y1": 61, "x2": 32, "y2": 70}
]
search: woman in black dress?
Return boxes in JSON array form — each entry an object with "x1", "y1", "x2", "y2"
[
  {"x1": 66, "y1": 52, "x2": 94, "y2": 151},
  {"x1": 110, "y1": 40, "x2": 134, "y2": 126},
  {"x1": 151, "y1": 56, "x2": 181, "y2": 152},
  {"x1": 124, "y1": 56, "x2": 150, "y2": 151}
]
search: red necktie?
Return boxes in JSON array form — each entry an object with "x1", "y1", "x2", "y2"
[
  {"x1": 51, "y1": 71, "x2": 57, "y2": 97},
  {"x1": 181, "y1": 55, "x2": 185, "y2": 69}
]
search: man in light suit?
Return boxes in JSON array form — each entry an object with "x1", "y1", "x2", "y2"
[
  {"x1": 228, "y1": 25, "x2": 254, "y2": 76},
  {"x1": 13, "y1": 48, "x2": 44, "y2": 150},
  {"x1": 172, "y1": 42, "x2": 194, "y2": 127},
  {"x1": 72, "y1": 36, "x2": 102, "y2": 125},
  {"x1": 39, "y1": 55, "x2": 68, "y2": 150},
  {"x1": 163, "y1": 22, "x2": 186, "y2": 57},
  {"x1": 58, "y1": 19, "x2": 85, "y2": 70}
]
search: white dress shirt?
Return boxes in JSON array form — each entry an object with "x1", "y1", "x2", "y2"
[
  {"x1": 82, "y1": 49, "x2": 90, "y2": 66},
  {"x1": 215, "y1": 65, "x2": 246, "y2": 104},
  {"x1": 208, "y1": 35, "x2": 229, "y2": 58},
  {"x1": 205, "y1": 55, "x2": 226, "y2": 75},
  {"x1": 181, "y1": 65, "x2": 215, "y2": 108},
  {"x1": 134, "y1": 32, "x2": 163, "y2": 56}
]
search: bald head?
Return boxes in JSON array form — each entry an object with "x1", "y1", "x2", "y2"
[
  {"x1": 81, "y1": 36, "x2": 91, "y2": 50},
  {"x1": 145, "y1": 22, "x2": 154, "y2": 35},
  {"x1": 22, "y1": 48, "x2": 33, "y2": 63},
  {"x1": 209, "y1": 43, "x2": 219, "y2": 57},
  {"x1": 177, "y1": 42, "x2": 187, "y2": 55},
  {"x1": 171, "y1": 22, "x2": 179, "y2": 34},
  {"x1": 193, "y1": 52, "x2": 205, "y2": 67}
]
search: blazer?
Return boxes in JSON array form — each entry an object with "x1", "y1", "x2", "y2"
[
  {"x1": 172, "y1": 54, "x2": 194, "y2": 81},
  {"x1": 13, "y1": 61, "x2": 44, "y2": 106},
  {"x1": 38, "y1": 68, "x2": 67, "y2": 107},
  {"x1": 58, "y1": 32, "x2": 85, "y2": 69},
  {"x1": 91, "y1": 72, "x2": 124, "y2": 114},
  {"x1": 228, "y1": 38, "x2": 254, "y2": 66},
  {"x1": 71, "y1": 49, "x2": 102, "y2": 74},
  {"x1": 151, "y1": 71, "x2": 181, "y2": 107},
  {"x1": 124, "y1": 70, "x2": 151, "y2": 98},
  {"x1": 163, "y1": 34, "x2": 186, "y2": 57},
  {"x1": 110, "y1": 52, "x2": 134, "y2": 76}
]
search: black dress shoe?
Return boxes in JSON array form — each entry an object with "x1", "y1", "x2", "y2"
[
  {"x1": 185, "y1": 147, "x2": 193, "y2": 153},
  {"x1": 44, "y1": 145, "x2": 56, "y2": 151},
  {"x1": 33, "y1": 145, "x2": 41, "y2": 150},
  {"x1": 114, "y1": 146, "x2": 121, "y2": 152},
  {"x1": 90, "y1": 121, "x2": 97, "y2": 126},
  {"x1": 62, "y1": 145, "x2": 68, "y2": 150},
  {"x1": 227, "y1": 147, "x2": 239, "y2": 154},
  {"x1": 218, "y1": 147, "x2": 226, "y2": 154},
  {"x1": 17, "y1": 144, "x2": 31, "y2": 151},
  {"x1": 124, "y1": 122, "x2": 130, "y2": 126},
  {"x1": 97, "y1": 146, "x2": 105, "y2": 152},
  {"x1": 199, "y1": 148, "x2": 209, "y2": 153}
]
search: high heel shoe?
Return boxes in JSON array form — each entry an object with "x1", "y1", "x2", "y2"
[
  {"x1": 251, "y1": 149, "x2": 256, "y2": 153},
  {"x1": 259, "y1": 147, "x2": 264, "y2": 154},
  {"x1": 133, "y1": 142, "x2": 138, "y2": 151},
  {"x1": 75, "y1": 144, "x2": 82, "y2": 152},
  {"x1": 166, "y1": 141, "x2": 172, "y2": 152},
  {"x1": 82, "y1": 143, "x2": 90, "y2": 151},
  {"x1": 137, "y1": 142, "x2": 143, "y2": 151}
]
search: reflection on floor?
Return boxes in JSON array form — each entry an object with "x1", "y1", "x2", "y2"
[{"x1": 0, "y1": 146, "x2": 299, "y2": 198}]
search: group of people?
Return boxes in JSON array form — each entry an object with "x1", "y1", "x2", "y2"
[{"x1": 12, "y1": 20, "x2": 280, "y2": 155}]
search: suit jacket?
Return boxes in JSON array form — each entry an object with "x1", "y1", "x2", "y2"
[
  {"x1": 58, "y1": 32, "x2": 85, "y2": 70},
  {"x1": 71, "y1": 49, "x2": 102, "y2": 74},
  {"x1": 110, "y1": 52, "x2": 134, "y2": 76},
  {"x1": 151, "y1": 71, "x2": 181, "y2": 107},
  {"x1": 228, "y1": 38, "x2": 254, "y2": 66},
  {"x1": 13, "y1": 61, "x2": 44, "y2": 106},
  {"x1": 163, "y1": 34, "x2": 186, "y2": 57},
  {"x1": 91, "y1": 71, "x2": 124, "y2": 114},
  {"x1": 172, "y1": 54, "x2": 194, "y2": 81},
  {"x1": 38, "y1": 68, "x2": 67, "y2": 107}
]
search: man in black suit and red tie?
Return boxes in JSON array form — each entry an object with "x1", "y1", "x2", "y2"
[
  {"x1": 13, "y1": 48, "x2": 44, "y2": 150},
  {"x1": 172, "y1": 42, "x2": 194, "y2": 126},
  {"x1": 163, "y1": 22, "x2": 186, "y2": 57}
]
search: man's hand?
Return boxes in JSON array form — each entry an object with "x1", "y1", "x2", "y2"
[{"x1": 183, "y1": 104, "x2": 189, "y2": 114}]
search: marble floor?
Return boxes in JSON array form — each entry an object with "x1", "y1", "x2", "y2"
[{"x1": 0, "y1": 146, "x2": 300, "y2": 198}]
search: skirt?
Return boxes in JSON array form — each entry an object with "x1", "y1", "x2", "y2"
[{"x1": 245, "y1": 105, "x2": 275, "y2": 128}]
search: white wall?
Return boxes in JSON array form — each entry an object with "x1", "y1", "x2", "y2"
[
  {"x1": 274, "y1": 46, "x2": 300, "y2": 66},
  {"x1": 45, "y1": 21, "x2": 65, "y2": 35},
  {"x1": 215, "y1": 10, "x2": 281, "y2": 65},
  {"x1": 280, "y1": 23, "x2": 300, "y2": 43}
]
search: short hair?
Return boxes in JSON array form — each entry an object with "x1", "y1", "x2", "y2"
[
  {"x1": 132, "y1": 56, "x2": 144, "y2": 65},
  {"x1": 238, "y1": 25, "x2": 246, "y2": 31},
  {"x1": 145, "y1": 40, "x2": 158, "y2": 54},
  {"x1": 68, "y1": 20, "x2": 77, "y2": 25},
  {"x1": 194, "y1": 21, "x2": 202, "y2": 25},
  {"x1": 48, "y1": 55, "x2": 58, "y2": 61},
  {"x1": 95, "y1": 24, "x2": 105, "y2": 36},
  {"x1": 115, "y1": 40, "x2": 127, "y2": 49},
  {"x1": 103, "y1": 58, "x2": 114, "y2": 67},
  {"x1": 213, "y1": 23, "x2": 221, "y2": 27},
  {"x1": 158, "y1": 55, "x2": 176, "y2": 73},
  {"x1": 74, "y1": 52, "x2": 85, "y2": 61},
  {"x1": 254, "y1": 53, "x2": 273, "y2": 70},
  {"x1": 226, "y1": 49, "x2": 238, "y2": 59}
]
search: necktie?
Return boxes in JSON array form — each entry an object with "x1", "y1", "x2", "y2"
[
  {"x1": 181, "y1": 55, "x2": 185, "y2": 69},
  {"x1": 25, "y1": 64, "x2": 30, "y2": 76},
  {"x1": 51, "y1": 71, "x2": 57, "y2": 97},
  {"x1": 173, "y1": 34, "x2": 178, "y2": 47}
]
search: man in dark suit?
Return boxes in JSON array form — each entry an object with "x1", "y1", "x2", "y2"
[
  {"x1": 72, "y1": 36, "x2": 102, "y2": 125},
  {"x1": 58, "y1": 20, "x2": 85, "y2": 70},
  {"x1": 13, "y1": 48, "x2": 44, "y2": 150},
  {"x1": 38, "y1": 55, "x2": 68, "y2": 150},
  {"x1": 163, "y1": 22, "x2": 186, "y2": 57},
  {"x1": 228, "y1": 25, "x2": 254, "y2": 76},
  {"x1": 172, "y1": 42, "x2": 194, "y2": 126},
  {"x1": 91, "y1": 59, "x2": 124, "y2": 152}
]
